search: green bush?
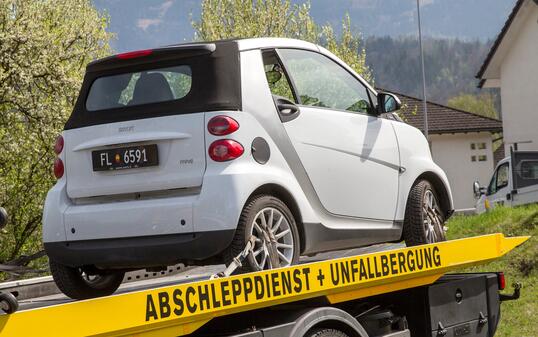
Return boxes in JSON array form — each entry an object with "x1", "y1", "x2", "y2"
[{"x1": 0, "y1": 0, "x2": 111, "y2": 277}]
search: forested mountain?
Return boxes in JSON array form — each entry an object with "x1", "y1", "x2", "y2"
[{"x1": 365, "y1": 36, "x2": 496, "y2": 104}]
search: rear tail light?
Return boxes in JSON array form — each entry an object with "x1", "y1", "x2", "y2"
[
  {"x1": 207, "y1": 116, "x2": 239, "y2": 136},
  {"x1": 497, "y1": 272, "x2": 506, "y2": 290},
  {"x1": 53, "y1": 134, "x2": 64, "y2": 179},
  {"x1": 53, "y1": 158, "x2": 64, "y2": 179},
  {"x1": 54, "y1": 135, "x2": 64, "y2": 154},
  {"x1": 208, "y1": 140, "x2": 244, "y2": 162},
  {"x1": 116, "y1": 49, "x2": 153, "y2": 60}
]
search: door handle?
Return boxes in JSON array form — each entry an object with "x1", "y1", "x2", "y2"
[
  {"x1": 274, "y1": 96, "x2": 300, "y2": 122},
  {"x1": 277, "y1": 102, "x2": 299, "y2": 114}
]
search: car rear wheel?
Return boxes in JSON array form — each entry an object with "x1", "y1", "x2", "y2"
[
  {"x1": 49, "y1": 260, "x2": 124, "y2": 300},
  {"x1": 403, "y1": 180, "x2": 446, "y2": 246},
  {"x1": 224, "y1": 195, "x2": 300, "y2": 272},
  {"x1": 0, "y1": 292, "x2": 19, "y2": 314}
]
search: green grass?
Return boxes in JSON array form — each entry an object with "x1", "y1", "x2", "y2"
[{"x1": 447, "y1": 205, "x2": 538, "y2": 337}]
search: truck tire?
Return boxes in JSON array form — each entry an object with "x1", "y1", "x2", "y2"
[
  {"x1": 306, "y1": 328, "x2": 350, "y2": 337},
  {"x1": 403, "y1": 179, "x2": 446, "y2": 246},
  {"x1": 49, "y1": 260, "x2": 124, "y2": 300},
  {"x1": 224, "y1": 195, "x2": 300, "y2": 272}
]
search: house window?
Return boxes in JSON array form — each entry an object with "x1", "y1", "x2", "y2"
[
  {"x1": 471, "y1": 142, "x2": 486, "y2": 150},
  {"x1": 471, "y1": 142, "x2": 488, "y2": 163}
]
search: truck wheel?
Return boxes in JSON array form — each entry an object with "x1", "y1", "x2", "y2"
[
  {"x1": 305, "y1": 328, "x2": 350, "y2": 337},
  {"x1": 225, "y1": 195, "x2": 300, "y2": 272},
  {"x1": 403, "y1": 180, "x2": 446, "y2": 246},
  {"x1": 49, "y1": 260, "x2": 124, "y2": 300}
]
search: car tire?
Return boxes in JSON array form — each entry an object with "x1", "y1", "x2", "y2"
[
  {"x1": 0, "y1": 292, "x2": 19, "y2": 314},
  {"x1": 305, "y1": 328, "x2": 350, "y2": 337},
  {"x1": 403, "y1": 180, "x2": 446, "y2": 246},
  {"x1": 224, "y1": 195, "x2": 300, "y2": 272},
  {"x1": 49, "y1": 260, "x2": 124, "y2": 300}
]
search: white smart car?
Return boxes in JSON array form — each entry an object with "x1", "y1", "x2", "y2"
[{"x1": 43, "y1": 38, "x2": 453, "y2": 299}]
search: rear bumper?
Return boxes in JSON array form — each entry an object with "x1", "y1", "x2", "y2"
[{"x1": 44, "y1": 230, "x2": 235, "y2": 269}]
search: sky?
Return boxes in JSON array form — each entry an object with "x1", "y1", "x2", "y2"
[{"x1": 92, "y1": 0, "x2": 517, "y2": 53}]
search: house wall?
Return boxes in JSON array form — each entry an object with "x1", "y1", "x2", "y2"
[
  {"x1": 500, "y1": 4, "x2": 538, "y2": 153},
  {"x1": 430, "y1": 133, "x2": 494, "y2": 210}
]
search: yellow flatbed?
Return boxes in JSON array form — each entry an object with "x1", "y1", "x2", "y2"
[{"x1": 0, "y1": 234, "x2": 528, "y2": 337}]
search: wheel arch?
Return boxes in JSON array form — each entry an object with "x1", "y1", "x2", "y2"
[
  {"x1": 247, "y1": 183, "x2": 306, "y2": 254},
  {"x1": 414, "y1": 171, "x2": 453, "y2": 219},
  {"x1": 289, "y1": 307, "x2": 369, "y2": 337}
]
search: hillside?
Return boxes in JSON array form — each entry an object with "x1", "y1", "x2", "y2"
[
  {"x1": 447, "y1": 206, "x2": 537, "y2": 337},
  {"x1": 365, "y1": 36, "x2": 498, "y2": 104}
]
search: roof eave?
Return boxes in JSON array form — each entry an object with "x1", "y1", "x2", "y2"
[
  {"x1": 476, "y1": 0, "x2": 527, "y2": 81},
  {"x1": 430, "y1": 128, "x2": 503, "y2": 135},
  {"x1": 478, "y1": 78, "x2": 501, "y2": 89}
]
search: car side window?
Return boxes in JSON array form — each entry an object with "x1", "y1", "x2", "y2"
[
  {"x1": 277, "y1": 49, "x2": 372, "y2": 114},
  {"x1": 487, "y1": 170, "x2": 498, "y2": 195},
  {"x1": 262, "y1": 50, "x2": 297, "y2": 103},
  {"x1": 496, "y1": 163, "x2": 510, "y2": 190}
]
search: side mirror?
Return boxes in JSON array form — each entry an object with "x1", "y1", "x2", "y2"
[
  {"x1": 265, "y1": 70, "x2": 282, "y2": 84},
  {"x1": 0, "y1": 207, "x2": 7, "y2": 229},
  {"x1": 377, "y1": 92, "x2": 402, "y2": 114},
  {"x1": 473, "y1": 181, "x2": 486, "y2": 198},
  {"x1": 265, "y1": 64, "x2": 283, "y2": 85}
]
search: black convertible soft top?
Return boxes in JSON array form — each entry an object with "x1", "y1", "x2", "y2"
[{"x1": 64, "y1": 40, "x2": 241, "y2": 130}]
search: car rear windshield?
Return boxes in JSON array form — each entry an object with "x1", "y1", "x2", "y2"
[
  {"x1": 64, "y1": 41, "x2": 241, "y2": 130},
  {"x1": 86, "y1": 65, "x2": 192, "y2": 111}
]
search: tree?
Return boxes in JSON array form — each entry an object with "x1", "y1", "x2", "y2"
[
  {"x1": 0, "y1": 0, "x2": 111, "y2": 277},
  {"x1": 192, "y1": 0, "x2": 372, "y2": 81},
  {"x1": 447, "y1": 93, "x2": 499, "y2": 119}
]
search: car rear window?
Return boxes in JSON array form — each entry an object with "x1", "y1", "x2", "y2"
[
  {"x1": 86, "y1": 65, "x2": 192, "y2": 111},
  {"x1": 64, "y1": 41, "x2": 241, "y2": 130}
]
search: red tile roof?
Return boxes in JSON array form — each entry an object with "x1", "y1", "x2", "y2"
[{"x1": 394, "y1": 91, "x2": 503, "y2": 134}]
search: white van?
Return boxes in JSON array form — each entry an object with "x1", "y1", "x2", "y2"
[{"x1": 474, "y1": 149, "x2": 538, "y2": 213}]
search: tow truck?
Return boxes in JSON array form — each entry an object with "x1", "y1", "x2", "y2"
[{"x1": 0, "y1": 232, "x2": 528, "y2": 337}]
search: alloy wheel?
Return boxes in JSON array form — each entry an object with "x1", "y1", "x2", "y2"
[
  {"x1": 422, "y1": 189, "x2": 445, "y2": 243},
  {"x1": 249, "y1": 207, "x2": 294, "y2": 270}
]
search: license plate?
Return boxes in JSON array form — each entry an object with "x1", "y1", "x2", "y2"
[{"x1": 92, "y1": 144, "x2": 159, "y2": 171}]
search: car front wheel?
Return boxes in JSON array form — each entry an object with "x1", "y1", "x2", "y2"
[
  {"x1": 403, "y1": 180, "x2": 446, "y2": 246},
  {"x1": 49, "y1": 260, "x2": 124, "y2": 300}
]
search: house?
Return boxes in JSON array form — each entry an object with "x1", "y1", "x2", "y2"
[
  {"x1": 477, "y1": 0, "x2": 538, "y2": 153},
  {"x1": 394, "y1": 92, "x2": 503, "y2": 211}
]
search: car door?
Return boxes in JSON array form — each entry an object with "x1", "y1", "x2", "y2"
[
  {"x1": 486, "y1": 162, "x2": 510, "y2": 209},
  {"x1": 266, "y1": 48, "x2": 400, "y2": 220}
]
